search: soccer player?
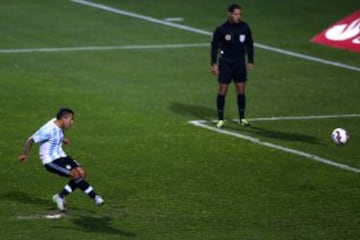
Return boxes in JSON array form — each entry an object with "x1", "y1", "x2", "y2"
[
  {"x1": 18, "y1": 108, "x2": 104, "y2": 211},
  {"x1": 211, "y1": 3, "x2": 255, "y2": 128}
]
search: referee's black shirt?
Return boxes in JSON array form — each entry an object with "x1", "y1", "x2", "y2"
[{"x1": 211, "y1": 20, "x2": 254, "y2": 65}]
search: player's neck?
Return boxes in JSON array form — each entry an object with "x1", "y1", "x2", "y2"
[{"x1": 54, "y1": 119, "x2": 64, "y2": 129}]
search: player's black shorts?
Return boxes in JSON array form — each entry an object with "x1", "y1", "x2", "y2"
[
  {"x1": 218, "y1": 57, "x2": 247, "y2": 84},
  {"x1": 44, "y1": 156, "x2": 81, "y2": 177}
]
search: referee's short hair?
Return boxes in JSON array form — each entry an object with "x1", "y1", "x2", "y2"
[
  {"x1": 228, "y1": 3, "x2": 242, "y2": 13},
  {"x1": 56, "y1": 108, "x2": 74, "y2": 120}
]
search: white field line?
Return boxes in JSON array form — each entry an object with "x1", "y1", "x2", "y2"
[
  {"x1": 189, "y1": 113, "x2": 360, "y2": 174},
  {"x1": 16, "y1": 213, "x2": 65, "y2": 220},
  {"x1": 0, "y1": 43, "x2": 209, "y2": 54},
  {"x1": 70, "y1": 0, "x2": 360, "y2": 72},
  {"x1": 164, "y1": 17, "x2": 184, "y2": 22},
  {"x1": 248, "y1": 113, "x2": 360, "y2": 122}
]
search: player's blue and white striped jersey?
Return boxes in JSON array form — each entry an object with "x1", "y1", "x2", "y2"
[{"x1": 31, "y1": 118, "x2": 67, "y2": 165}]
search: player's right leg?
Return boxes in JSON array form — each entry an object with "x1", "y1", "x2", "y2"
[{"x1": 44, "y1": 158, "x2": 73, "y2": 211}]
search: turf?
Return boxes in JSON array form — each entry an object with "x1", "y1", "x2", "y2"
[{"x1": 0, "y1": 0, "x2": 359, "y2": 239}]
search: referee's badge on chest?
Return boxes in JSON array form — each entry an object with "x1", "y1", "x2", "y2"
[
  {"x1": 225, "y1": 34, "x2": 232, "y2": 41},
  {"x1": 239, "y1": 34, "x2": 246, "y2": 43}
]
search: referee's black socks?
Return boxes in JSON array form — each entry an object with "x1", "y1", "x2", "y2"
[
  {"x1": 237, "y1": 94, "x2": 246, "y2": 120},
  {"x1": 217, "y1": 94, "x2": 225, "y2": 120}
]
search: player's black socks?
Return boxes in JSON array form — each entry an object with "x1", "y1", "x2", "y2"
[
  {"x1": 75, "y1": 178, "x2": 97, "y2": 199},
  {"x1": 59, "y1": 179, "x2": 78, "y2": 198},
  {"x1": 217, "y1": 94, "x2": 225, "y2": 120},
  {"x1": 237, "y1": 94, "x2": 246, "y2": 120}
]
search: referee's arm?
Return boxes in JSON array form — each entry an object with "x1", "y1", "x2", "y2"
[
  {"x1": 245, "y1": 26, "x2": 255, "y2": 69},
  {"x1": 210, "y1": 28, "x2": 221, "y2": 75}
]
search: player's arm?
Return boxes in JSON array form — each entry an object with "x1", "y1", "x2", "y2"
[
  {"x1": 245, "y1": 24, "x2": 255, "y2": 70},
  {"x1": 210, "y1": 27, "x2": 221, "y2": 75},
  {"x1": 63, "y1": 137, "x2": 71, "y2": 145},
  {"x1": 18, "y1": 137, "x2": 34, "y2": 163}
]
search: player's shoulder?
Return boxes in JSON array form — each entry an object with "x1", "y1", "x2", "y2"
[{"x1": 38, "y1": 118, "x2": 57, "y2": 131}]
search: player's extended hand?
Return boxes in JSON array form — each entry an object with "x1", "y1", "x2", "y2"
[
  {"x1": 247, "y1": 63, "x2": 255, "y2": 70},
  {"x1": 18, "y1": 154, "x2": 28, "y2": 163},
  {"x1": 211, "y1": 64, "x2": 219, "y2": 76},
  {"x1": 63, "y1": 138, "x2": 71, "y2": 146}
]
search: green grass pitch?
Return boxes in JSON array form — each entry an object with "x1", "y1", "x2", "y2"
[{"x1": 0, "y1": 0, "x2": 359, "y2": 239}]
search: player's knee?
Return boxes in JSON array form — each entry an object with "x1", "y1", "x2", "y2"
[
  {"x1": 76, "y1": 167, "x2": 86, "y2": 179},
  {"x1": 69, "y1": 167, "x2": 86, "y2": 179}
]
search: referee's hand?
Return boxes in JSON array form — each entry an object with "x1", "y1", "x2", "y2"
[
  {"x1": 247, "y1": 63, "x2": 255, "y2": 70},
  {"x1": 211, "y1": 64, "x2": 219, "y2": 76}
]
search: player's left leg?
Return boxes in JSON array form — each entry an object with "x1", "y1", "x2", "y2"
[
  {"x1": 58, "y1": 160, "x2": 104, "y2": 206},
  {"x1": 66, "y1": 167, "x2": 104, "y2": 206}
]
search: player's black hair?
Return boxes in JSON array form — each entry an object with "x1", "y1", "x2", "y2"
[
  {"x1": 56, "y1": 108, "x2": 74, "y2": 120},
  {"x1": 228, "y1": 3, "x2": 242, "y2": 13}
]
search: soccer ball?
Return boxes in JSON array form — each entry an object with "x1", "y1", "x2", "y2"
[{"x1": 331, "y1": 128, "x2": 349, "y2": 144}]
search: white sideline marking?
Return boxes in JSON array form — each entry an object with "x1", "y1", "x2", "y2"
[
  {"x1": 0, "y1": 43, "x2": 209, "y2": 54},
  {"x1": 70, "y1": 0, "x2": 360, "y2": 72},
  {"x1": 189, "y1": 113, "x2": 360, "y2": 174}
]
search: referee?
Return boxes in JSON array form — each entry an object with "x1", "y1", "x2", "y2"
[{"x1": 211, "y1": 3, "x2": 254, "y2": 128}]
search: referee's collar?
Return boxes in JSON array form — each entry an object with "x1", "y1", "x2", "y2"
[{"x1": 227, "y1": 20, "x2": 242, "y2": 26}]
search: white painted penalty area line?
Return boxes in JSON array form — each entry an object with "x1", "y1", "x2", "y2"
[
  {"x1": 0, "y1": 43, "x2": 209, "y2": 54},
  {"x1": 70, "y1": 0, "x2": 360, "y2": 73},
  {"x1": 248, "y1": 113, "x2": 360, "y2": 122},
  {"x1": 189, "y1": 119, "x2": 360, "y2": 174}
]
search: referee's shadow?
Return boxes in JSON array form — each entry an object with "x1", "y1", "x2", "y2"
[
  {"x1": 229, "y1": 124, "x2": 321, "y2": 144},
  {"x1": 170, "y1": 102, "x2": 215, "y2": 120},
  {"x1": 170, "y1": 102, "x2": 320, "y2": 144}
]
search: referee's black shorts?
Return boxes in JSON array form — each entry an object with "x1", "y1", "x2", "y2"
[
  {"x1": 218, "y1": 57, "x2": 247, "y2": 84},
  {"x1": 44, "y1": 156, "x2": 81, "y2": 177}
]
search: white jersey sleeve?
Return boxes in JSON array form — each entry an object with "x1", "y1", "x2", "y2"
[
  {"x1": 32, "y1": 127, "x2": 52, "y2": 143},
  {"x1": 31, "y1": 118, "x2": 67, "y2": 164}
]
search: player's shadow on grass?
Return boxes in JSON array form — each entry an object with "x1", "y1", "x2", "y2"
[
  {"x1": 74, "y1": 216, "x2": 135, "y2": 237},
  {"x1": 1, "y1": 190, "x2": 50, "y2": 206},
  {"x1": 170, "y1": 102, "x2": 214, "y2": 119},
  {"x1": 54, "y1": 216, "x2": 136, "y2": 237}
]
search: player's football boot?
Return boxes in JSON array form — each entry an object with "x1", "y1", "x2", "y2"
[
  {"x1": 216, "y1": 120, "x2": 225, "y2": 128},
  {"x1": 94, "y1": 195, "x2": 104, "y2": 206},
  {"x1": 240, "y1": 118, "x2": 250, "y2": 127},
  {"x1": 52, "y1": 194, "x2": 66, "y2": 211}
]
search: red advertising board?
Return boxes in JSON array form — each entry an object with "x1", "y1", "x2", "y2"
[{"x1": 311, "y1": 10, "x2": 360, "y2": 53}]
